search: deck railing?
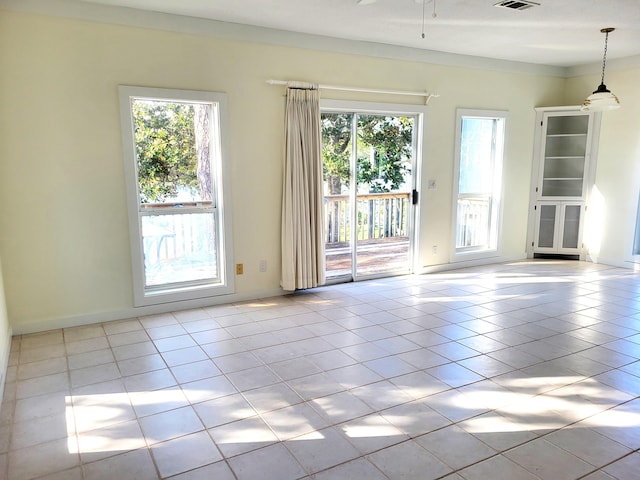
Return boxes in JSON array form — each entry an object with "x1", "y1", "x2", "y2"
[
  {"x1": 325, "y1": 192, "x2": 410, "y2": 245},
  {"x1": 456, "y1": 195, "x2": 491, "y2": 248},
  {"x1": 142, "y1": 193, "x2": 414, "y2": 268}
]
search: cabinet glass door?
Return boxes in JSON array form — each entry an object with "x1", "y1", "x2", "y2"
[{"x1": 541, "y1": 114, "x2": 589, "y2": 198}]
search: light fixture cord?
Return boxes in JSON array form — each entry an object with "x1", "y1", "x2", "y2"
[
  {"x1": 600, "y1": 30, "x2": 609, "y2": 85},
  {"x1": 421, "y1": 0, "x2": 426, "y2": 38},
  {"x1": 421, "y1": 0, "x2": 437, "y2": 38}
]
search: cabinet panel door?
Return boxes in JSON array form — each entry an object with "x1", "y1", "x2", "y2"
[
  {"x1": 561, "y1": 205, "x2": 582, "y2": 249},
  {"x1": 537, "y1": 204, "x2": 558, "y2": 249}
]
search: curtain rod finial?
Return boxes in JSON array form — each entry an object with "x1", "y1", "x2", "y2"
[{"x1": 425, "y1": 93, "x2": 440, "y2": 106}]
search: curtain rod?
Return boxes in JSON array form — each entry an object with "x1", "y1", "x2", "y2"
[{"x1": 266, "y1": 79, "x2": 440, "y2": 105}]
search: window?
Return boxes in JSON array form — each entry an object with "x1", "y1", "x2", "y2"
[
  {"x1": 119, "y1": 86, "x2": 233, "y2": 306},
  {"x1": 453, "y1": 109, "x2": 506, "y2": 257}
]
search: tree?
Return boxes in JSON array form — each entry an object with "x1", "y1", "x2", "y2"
[{"x1": 194, "y1": 104, "x2": 213, "y2": 201}]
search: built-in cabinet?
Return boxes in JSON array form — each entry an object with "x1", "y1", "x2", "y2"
[{"x1": 528, "y1": 107, "x2": 600, "y2": 258}]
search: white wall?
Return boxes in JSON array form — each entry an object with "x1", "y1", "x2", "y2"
[
  {"x1": 564, "y1": 67, "x2": 640, "y2": 267},
  {"x1": 0, "y1": 9, "x2": 566, "y2": 333},
  {"x1": 0, "y1": 257, "x2": 11, "y2": 402}
]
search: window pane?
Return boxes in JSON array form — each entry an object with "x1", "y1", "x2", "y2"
[
  {"x1": 142, "y1": 213, "x2": 218, "y2": 288},
  {"x1": 132, "y1": 100, "x2": 213, "y2": 205},
  {"x1": 459, "y1": 118, "x2": 495, "y2": 195},
  {"x1": 457, "y1": 196, "x2": 490, "y2": 248}
]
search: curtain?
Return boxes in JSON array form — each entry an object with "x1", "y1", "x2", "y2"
[{"x1": 281, "y1": 83, "x2": 326, "y2": 291}]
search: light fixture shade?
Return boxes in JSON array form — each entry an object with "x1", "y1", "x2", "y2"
[{"x1": 581, "y1": 84, "x2": 621, "y2": 111}]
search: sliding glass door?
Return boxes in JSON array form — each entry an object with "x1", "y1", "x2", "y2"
[{"x1": 321, "y1": 102, "x2": 422, "y2": 281}]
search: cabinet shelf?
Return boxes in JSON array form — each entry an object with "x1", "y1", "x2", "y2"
[
  {"x1": 546, "y1": 133, "x2": 587, "y2": 138},
  {"x1": 543, "y1": 177, "x2": 583, "y2": 181},
  {"x1": 545, "y1": 156, "x2": 585, "y2": 160}
]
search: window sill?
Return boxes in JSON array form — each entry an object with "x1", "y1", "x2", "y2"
[
  {"x1": 452, "y1": 248, "x2": 500, "y2": 263},
  {"x1": 134, "y1": 281, "x2": 235, "y2": 307}
]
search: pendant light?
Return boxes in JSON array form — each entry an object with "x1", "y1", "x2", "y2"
[{"x1": 581, "y1": 28, "x2": 621, "y2": 111}]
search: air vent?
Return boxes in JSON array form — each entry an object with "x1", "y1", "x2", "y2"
[{"x1": 494, "y1": 0, "x2": 540, "y2": 11}]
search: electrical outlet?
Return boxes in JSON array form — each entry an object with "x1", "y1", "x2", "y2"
[
  {"x1": 259, "y1": 260, "x2": 267, "y2": 272},
  {"x1": 236, "y1": 263, "x2": 244, "y2": 275},
  {"x1": 432, "y1": 245, "x2": 438, "y2": 254}
]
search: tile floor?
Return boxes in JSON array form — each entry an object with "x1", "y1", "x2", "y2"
[{"x1": 1, "y1": 260, "x2": 640, "y2": 479}]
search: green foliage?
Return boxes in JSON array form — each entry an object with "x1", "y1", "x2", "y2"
[
  {"x1": 133, "y1": 101, "x2": 198, "y2": 203},
  {"x1": 357, "y1": 115, "x2": 413, "y2": 193},
  {"x1": 321, "y1": 113, "x2": 413, "y2": 194}
]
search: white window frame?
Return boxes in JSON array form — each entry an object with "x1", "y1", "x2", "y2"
[
  {"x1": 452, "y1": 109, "x2": 507, "y2": 261},
  {"x1": 118, "y1": 86, "x2": 234, "y2": 306}
]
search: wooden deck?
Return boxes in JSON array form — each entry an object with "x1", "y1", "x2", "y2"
[{"x1": 325, "y1": 238, "x2": 410, "y2": 278}]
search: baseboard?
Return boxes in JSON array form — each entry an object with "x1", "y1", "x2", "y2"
[
  {"x1": 591, "y1": 256, "x2": 640, "y2": 271},
  {"x1": 418, "y1": 253, "x2": 528, "y2": 275},
  {"x1": 11, "y1": 287, "x2": 286, "y2": 335}
]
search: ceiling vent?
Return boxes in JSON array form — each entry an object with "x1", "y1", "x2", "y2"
[{"x1": 494, "y1": 0, "x2": 540, "y2": 11}]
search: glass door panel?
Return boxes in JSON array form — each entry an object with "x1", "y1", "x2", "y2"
[
  {"x1": 355, "y1": 115, "x2": 412, "y2": 277},
  {"x1": 322, "y1": 113, "x2": 353, "y2": 278}
]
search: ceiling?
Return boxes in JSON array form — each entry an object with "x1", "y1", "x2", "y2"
[{"x1": 73, "y1": 0, "x2": 640, "y2": 67}]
